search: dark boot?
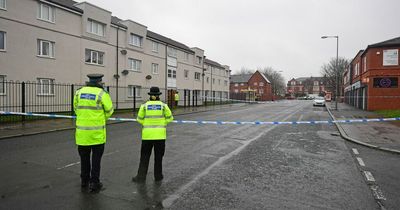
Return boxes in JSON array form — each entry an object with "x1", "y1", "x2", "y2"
[{"x1": 89, "y1": 182, "x2": 103, "y2": 193}]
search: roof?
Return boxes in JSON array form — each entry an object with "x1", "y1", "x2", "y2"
[
  {"x1": 230, "y1": 74, "x2": 252, "y2": 83},
  {"x1": 368, "y1": 36, "x2": 400, "y2": 48},
  {"x1": 205, "y1": 58, "x2": 224, "y2": 68},
  {"x1": 48, "y1": 0, "x2": 83, "y2": 13},
  {"x1": 111, "y1": 16, "x2": 128, "y2": 29},
  {"x1": 351, "y1": 50, "x2": 365, "y2": 64},
  {"x1": 258, "y1": 71, "x2": 271, "y2": 83},
  {"x1": 147, "y1": 30, "x2": 194, "y2": 53}
]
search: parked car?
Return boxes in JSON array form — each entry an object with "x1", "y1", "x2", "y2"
[{"x1": 313, "y1": 97, "x2": 326, "y2": 106}]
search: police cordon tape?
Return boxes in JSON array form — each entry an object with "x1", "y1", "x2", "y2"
[{"x1": 1, "y1": 111, "x2": 400, "y2": 125}]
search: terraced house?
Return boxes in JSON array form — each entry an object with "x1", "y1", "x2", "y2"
[{"x1": 0, "y1": 0, "x2": 230, "y2": 111}]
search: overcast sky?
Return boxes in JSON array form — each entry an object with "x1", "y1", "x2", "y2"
[{"x1": 79, "y1": 0, "x2": 400, "y2": 81}]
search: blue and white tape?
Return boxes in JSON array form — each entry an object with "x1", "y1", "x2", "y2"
[{"x1": 1, "y1": 111, "x2": 400, "y2": 126}]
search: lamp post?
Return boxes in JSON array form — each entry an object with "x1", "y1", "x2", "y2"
[{"x1": 321, "y1": 35, "x2": 339, "y2": 110}]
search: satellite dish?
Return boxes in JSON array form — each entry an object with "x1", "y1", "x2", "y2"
[
  {"x1": 146, "y1": 75, "x2": 152, "y2": 80},
  {"x1": 121, "y1": 70, "x2": 129, "y2": 75},
  {"x1": 120, "y1": 49, "x2": 127, "y2": 55}
]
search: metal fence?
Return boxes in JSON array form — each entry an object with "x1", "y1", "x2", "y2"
[{"x1": 0, "y1": 81, "x2": 231, "y2": 123}]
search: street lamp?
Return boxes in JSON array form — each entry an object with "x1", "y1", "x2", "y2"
[{"x1": 321, "y1": 35, "x2": 339, "y2": 110}]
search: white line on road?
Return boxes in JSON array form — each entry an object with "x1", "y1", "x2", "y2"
[
  {"x1": 356, "y1": 157, "x2": 365, "y2": 166},
  {"x1": 162, "y1": 102, "x2": 309, "y2": 208},
  {"x1": 363, "y1": 171, "x2": 376, "y2": 182},
  {"x1": 370, "y1": 185, "x2": 387, "y2": 200},
  {"x1": 352, "y1": 148, "x2": 359, "y2": 155}
]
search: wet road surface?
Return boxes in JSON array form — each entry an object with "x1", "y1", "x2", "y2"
[{"x1": 0, "y1": 101, "x2": 380, "y2": 209}]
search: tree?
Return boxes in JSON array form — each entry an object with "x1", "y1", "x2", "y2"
[
  {"x1": 238, "y1": 67, "x2": 255, "y2": 75},
  {"x1": 259, "y1": 67, "x2": 286, "y2": 96},
  {"x1": 320, "y1": 57, "x2": 350, "y2": 96}
]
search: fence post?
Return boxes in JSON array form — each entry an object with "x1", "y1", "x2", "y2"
[
  {"x1": 133, "y1": 87, "x2": 136, "y2": 114},
  {"x1": 71, "y1": 84, "x2": 74, "y2": 116},
  {"x1": 195, "y1": 91, "x2": 198, "y2": 107},
  {"x1": 184, "y1": 90, "x2": 186, "y2": 108},
  {"x1": 21, "y1": 82, "x2": 25, "y2": 122}
]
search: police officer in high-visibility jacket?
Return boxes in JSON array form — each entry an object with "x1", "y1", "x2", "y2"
[
  {"x1": 74, "y1": 74, "x2": 114, "y2": 192},
  {"x1": 132, "y1": 86, "x2": 173, "y2": 183},
  {"x1": 174, "y1": 91, "x2": 179, "y2": 107}
]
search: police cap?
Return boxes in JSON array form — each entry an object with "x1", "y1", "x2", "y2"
[{"x1": 87, "y1": 74, "x2": 104, "y2": 83}]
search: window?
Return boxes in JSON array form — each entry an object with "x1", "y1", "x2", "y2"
[
  {"x1": 363, "y1": 56, "x2": 367, "y2": 72},
  {"x1": 314, "y1": 81, "x2": 319, "y2": 86},
  {"x1": 152, "y1": 41, "x2": 159, "y2": 52},
  {"x1": 0, "y1": 0, "x2": 6, "y2": 10},
  {"x1": 87, "y1": 19, "x2": 105, "y2": 36},
  {"x1": 194, "y1": 72, "x2": 201, "y2": 80},
  {"x1": 152, "y1": 63, "x2": 159, "y2": 74},
  {"x1": 240, "y1": 83, "x2": 244, "y2": 86},
  {"x1": 184, "y1": 70, "x2": 189, "y2": 79},
  {"x1": 206, "y1": 77, "x2": 209, "y2": 83},
  {"x1": 254, "y1": 82, "x2": 258, "y2": 86},
  {"x1": 218, "y1": 79, "x2": 221, "y2": 85},
  {"x1": 0, "y1": 31, "x2": 5, "y2": 51},
  {"x1": 167, "y1": 47, "x2": 177, "y2": 57},
  {"x1": 37, "y1": 39, "x2": 55, "y2": 58},
  {"x1": 196, "y1": 56, "x2": 202, "y2": 64},
  {"x1": 224, "y1": 80, "x2": 228, "y2": 86},
  {"x1": 38, "y1": 78, "x2": 55, "y2": 95},
  {"x1": 168, "y1": 69, "x2": 176, "y2": 78},
  {"x1": 213, "y1": 78, "x2": 215, "y2": 84},
  {"x1": 234, "y1": 83, "x2": 238, "y2": 87},
  {"x1": 0, "y1": 75, "x2": 5, "y2": 95},
  {"x1": 259, "y1": 88, "x2": 264, "y2": 95},
  {"x1": 129, "y1": 34, "x2": 142, "y2": 47},
  {"x1": 234, "y1": 89, "x2": 239, "y2": 93},
  {"x1": 38, "y1": 3, "x2": 55, "y2": 23},
  {"x1": 85, "y1": 49, "x2": 104, "y2": 65},
  {"x1": 291, "y1": 81, "x2": 296, "y2": 85},
  {"x1": 184, "y1": 52, "x2": 189, "y2": 61},
  {"x1": 128, "y1": 58, "x2": 141, "y2": 71},
  {"x1": 128, "y1": 85, "x2": 141, "y2": 97},
  {"x1": 259, "y1": 82, "x2": 264, "y2": 86}
]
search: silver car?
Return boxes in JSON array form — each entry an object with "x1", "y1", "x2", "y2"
[{"x1": 313, "y1": 97, "x2": 326, "y2": 107}]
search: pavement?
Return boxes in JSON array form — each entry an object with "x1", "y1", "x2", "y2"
[
  {"x1": 0, "y1": 103, "x2": 244, "y2": 140},
  {"x1": 326, "y1": 102, "x2": 400, "y2": 154}
]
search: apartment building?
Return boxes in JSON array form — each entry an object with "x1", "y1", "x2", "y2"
[
  {"x1": 0, "y1": 0, "x2": 230, "y2": 109},
  {"x1": 344, "y1": 37, "x2": 400, "y2": 110},
  {"x1": 286, "y1": 77, "x2": 326, "y2": 98}
]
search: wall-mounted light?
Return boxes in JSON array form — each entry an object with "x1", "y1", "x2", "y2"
[
  {"x1": 120, "y1": 49, "x2": 127, "y2": 55},
  {"x1": 146, "y1": 75, "x2": 152, "y2": 80},
  {"x1": 121, "y1": 70, "x2": 129, "y2": 75}
]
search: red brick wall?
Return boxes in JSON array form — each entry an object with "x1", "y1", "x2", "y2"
[
  {"x1": 248, "y1": 71, "x2": 273, "y2": 101},
  {"x1": 364, "y1": 47, "x2": 400, "y2": 110}
]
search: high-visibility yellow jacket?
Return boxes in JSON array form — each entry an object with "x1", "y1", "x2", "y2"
[
  {"x1": 137, "y1": 100, "x2": 173, "y2": 140},
  {"x1": 74, "y1": 86, "x2": 114, "y2": 145},
  {"x1": 174, "y1": 93, "x2": 179, "y2": 101}
]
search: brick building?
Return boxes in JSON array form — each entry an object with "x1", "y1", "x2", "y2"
[
  {"x1": 286, "y1": 77, "x2": 326, "y2": 98},
  {"x1": 344, "y1": 37, "x2": 400, "y2": 110},
  {"x1": 230, "y1": 71, "x2": 272, "y2": 101}
]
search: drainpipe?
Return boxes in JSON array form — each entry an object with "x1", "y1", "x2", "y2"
[
  {"x1": 202, "y1": 56, "x2": 206, "y2": 104},
  {"x1": 115, "y1": 26, "x2": 120, "y2": 109},
  {"x1": 165, "y1": 44, "x2": 168, "y2": 103}
]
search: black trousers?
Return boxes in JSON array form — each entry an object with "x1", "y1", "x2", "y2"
[
  {"x1": 78, "y1": 144, "x2": 105, "y2": 184},
  {"x1": 136, "y1": 140, "x2": 165, "y2": 180}
]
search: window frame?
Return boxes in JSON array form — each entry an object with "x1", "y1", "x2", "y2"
[
  {"x1": 184, "y1": 70, "x2": 189, "y2": 79},
  {"x1": 37, "y1": 39, "x2": 55, "y2": 58},
  {"x1": 128, "y1": 85, "x2": 141, "y2": 98},
  {"x1": 128, "y1": 58, "x2": 142, "y2": 72},
  {"x1": 167, "y1": 47, "x2": 177, "y2": 57},
  {"x1": 152, "y1": 63, "x2": 159, "y2": 74},
  {"x1": 152, "y1": 41, "x2": 159, "y2": 52},
  {"x1": 38, "y1": 3, "x2": 55, "y2": 23},
  {"x1": 0, "y1": 75, "x2": 6, "y2": 95},
  {"x1": 194, "y1": 72, "x2": 201, "y2": 80},
  {"x1": 87, "y1": 19, "x2": 105, "y2": 37},
  {"x1": 0, "y1": 31, "x2": 6, "y2": 51},
  {"x1": 37, "y1": 78, "x2": 55, "y2": 96},
  {"x1": 129, "y1": 33, "x2": 143, "y2": 47},
  {"x1": 0, "y1": 0, "x2": 6, "y2": 10},
  {"x1": 85, "y1": 49, "x2": 104, "y2": 65}
]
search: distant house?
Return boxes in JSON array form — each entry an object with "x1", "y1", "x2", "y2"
[
  {"x1": 230, "y1": 71, "x2": 273, "y2": 101},
  {"x1": 286, "y1": 77, "x2": 327, "y2": 97},
  {"x1": 344, "y1": 36, "x2": 400, "y2": 110}
]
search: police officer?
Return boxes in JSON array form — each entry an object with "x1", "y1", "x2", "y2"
[
  {"x1": 73, "y1": 74, "x2": 114, "y2": 192},
  {"x1": 174, "y1": 91, "x2": 179, "y2": 108},
  {"x1": 132, "y1": 86, "x2": 173, "y2": 183}
]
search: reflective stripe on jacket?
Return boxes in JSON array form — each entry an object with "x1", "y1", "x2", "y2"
[
  {"x1": 74, "y1": 86, "x2": 114, "y2": 145},
  {"x1": 137, "y1": 100, "x2": 173, "y2": 140}
]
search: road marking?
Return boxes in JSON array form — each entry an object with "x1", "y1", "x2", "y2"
[
  {"x1": 363, "y1": 171, "x2": 376, "y2": 182},
  {"x1": 57, "y1": 161, "x2": 80, "y2": 170},
  {"x1": 162, "y1": 102, "x2": 309, "y2": 208},
  {"x1": 298, "y1": 114, "x2": 304, "y2": 122},
  {"x1": 352, "y1": 148, "x2": 359, "y2": 155},
  {"x1": 356, "y1": 157, "x2": 365, "y2": 166},
  {"x1": 370, "y1": 185, "x2": 387, "y2": 200}
]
